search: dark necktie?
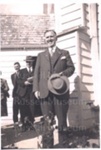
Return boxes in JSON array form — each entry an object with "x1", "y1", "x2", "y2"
[
  {"x1": 28, "y1": 68, "x2": 32, "y2": 77},
  {"x1": 16, "y1": 71, "x2": 19, "y2": 77}
]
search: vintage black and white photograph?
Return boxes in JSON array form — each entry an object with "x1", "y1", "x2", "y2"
[{"x1": 0, "y1": 0, "x2": 100, "y2": 149}]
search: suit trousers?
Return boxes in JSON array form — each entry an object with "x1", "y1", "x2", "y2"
[
  {"x1": 13, "y1": 96, "x2": 23, "y2": 123},
  {"x1": 1, "y1": 98, "x2": 8, "y2": 116},
  {"x1": 20, "y1": 93, "x2": 35, "y2": 125},
  {"x1": 40, "y1": 92, "x2": 69, "y2": 130}
]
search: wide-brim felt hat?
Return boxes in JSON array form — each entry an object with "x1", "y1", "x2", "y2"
[
  {"x1": 24, "y1": 56, "x2": 35, "y2": 62},
  {"x1": 48, "y1": 73, "x2": 70, "y2": 95}
]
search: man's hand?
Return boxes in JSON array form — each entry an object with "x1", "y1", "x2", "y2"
[
  {"x1": 24, "y1": 81, "x2": 31, "y2": 85},
  {"x1": 59, "y1": 72, "x2": 63, "y2": 76},
  {"x1": 27, "y1": 77, "x2": 33, "y2": 82},
  {"x1": 35, "y1": 91, "x2": 40, "y2": 99}
]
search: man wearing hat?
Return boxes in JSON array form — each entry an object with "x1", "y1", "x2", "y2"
[
  {"x1": 19, "y1": 56, "x2": 36, "y2": 131},
  {"x1": 33, "y1": 30, "x2": 75, "y2": 146}
]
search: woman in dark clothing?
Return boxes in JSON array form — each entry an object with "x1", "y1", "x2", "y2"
[{"x1": 1, "y1": 78, "x2": 9, "y2": 116}]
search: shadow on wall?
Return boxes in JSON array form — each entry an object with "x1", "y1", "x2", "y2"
[{"x1": 68, "y1": 75, "x2": 99, "y2": 129}]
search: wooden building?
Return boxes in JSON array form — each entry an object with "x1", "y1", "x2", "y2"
[{"x1": 0, "y1": 3, "x2": 100, "y2": 128}]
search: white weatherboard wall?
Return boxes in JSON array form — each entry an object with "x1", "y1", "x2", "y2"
[
  {"x1": 0, "y1": 50, "x2": 42, "y2": 122},
  {"x1": 78, "y1": 31, "x2": 95, "y2": 128},
  {"x1": 55, "y1": 3, "x2": 85, "y2": 33},
  {"x1": 60, "y1": 3, "x2": 85, "y2": 31}
]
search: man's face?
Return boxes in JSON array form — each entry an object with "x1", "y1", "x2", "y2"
[
  {"x1": 26, "y1": 61, "x2": 33, "y2": 68},
  {"x1": 44, "y1": 31, "x2": 57, "y2": 48},
  {"x1": 14, "y1": 64, "x2": 20, "y2": 71}
]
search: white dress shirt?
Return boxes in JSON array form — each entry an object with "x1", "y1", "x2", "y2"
[
  {"x1": 27, "y1": 67, "x2": 33, "y2": 73},
  {"x1": 49, "y1": 46, "x2": 56, "y2": 56}
]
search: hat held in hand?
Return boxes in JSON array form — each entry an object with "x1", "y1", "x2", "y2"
[{"x1": 48, "y1": 73, "x2": 70, "y2": 95}]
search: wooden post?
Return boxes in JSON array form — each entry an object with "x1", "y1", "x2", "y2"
[{"x1": 89, "y1": 4, "x2": 99, "y2": 106}]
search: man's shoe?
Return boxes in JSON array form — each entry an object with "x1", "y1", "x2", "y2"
[
  {"x1": 62, "y1": 127, "x2": 68, "y2": 132},
  {"x1": 14, "y1": 122, "x2": 18, "y2": 127},
  {"x1": 27, "y1": 122, "x2": 35, "y2": 131},
  {"x1": 21, "y1": 125, "x2": 27, "y2": 132},
  {"x1": 58, "y1": 126, "x2": 69, "y2": 133},
  {"x1": 28, "y1": 126, "x2": 35, "y2": 131}
]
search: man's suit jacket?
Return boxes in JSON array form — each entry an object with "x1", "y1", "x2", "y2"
[
  {"x1": 18, "y1": 68, "x2": 34, "y2": 98},
  {"x1": 33, "y1": 47, "x2": 75, "y2": 99},
  {"x1": 11, "y1": 71, "x2": 23, "y2": 97}
]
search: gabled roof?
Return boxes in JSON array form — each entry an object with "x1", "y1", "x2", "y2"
[{"x1": 1, "y1": 15, "x2": 55, "y2": 46}]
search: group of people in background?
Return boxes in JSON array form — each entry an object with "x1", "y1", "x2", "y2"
[
  {"x1": 1, "y1": 56, "x2": 37, "y2": 132},
  {"x1": 1, "y1": 29, "x2": 75, "y2": 147},
  {"x1": 11, "y1": 56, "x2": 36, "y2": 131}
]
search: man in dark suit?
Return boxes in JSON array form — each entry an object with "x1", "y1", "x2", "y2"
[
  {"x1": 33, "y1": 30, "x2": 75, "y2": 145},
  {"x1": 11, "y1": 62, "x2": 23, "y2": 127},
  {"x1": 19, "y1": 56, "x2": 35, "y2": 131}
]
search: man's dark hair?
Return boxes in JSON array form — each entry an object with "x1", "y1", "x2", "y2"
[
  {"x1": 44, "y1": 29, "x2": 57, "y2": 36},
  {"x1": 14, "y1": 62, "x2": 20, "y2": 66}
]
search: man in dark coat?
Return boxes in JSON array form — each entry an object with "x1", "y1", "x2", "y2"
[
  {"x1": 19, "y1": 56, "x2": 36, "y2": 131},
  {"x1": 11, "y1": 62, "x2": 23, "y2": 126},
  {"x1": 1, "y1": 77, "x2": 9, "y2": 116},
  {"x1": 33, "y1": 30, "x2": 75, "y2": 146}
]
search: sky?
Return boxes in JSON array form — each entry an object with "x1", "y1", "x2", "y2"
[
  {"x1": 0, "y1": 0, "x2": 56, "y2": 15},
  {"x1": 0, "y1": 0, "x2": 100, "y2": 15},
  {"x1": 0, "y1": 0, "x2": 100, "y2": 4}
]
